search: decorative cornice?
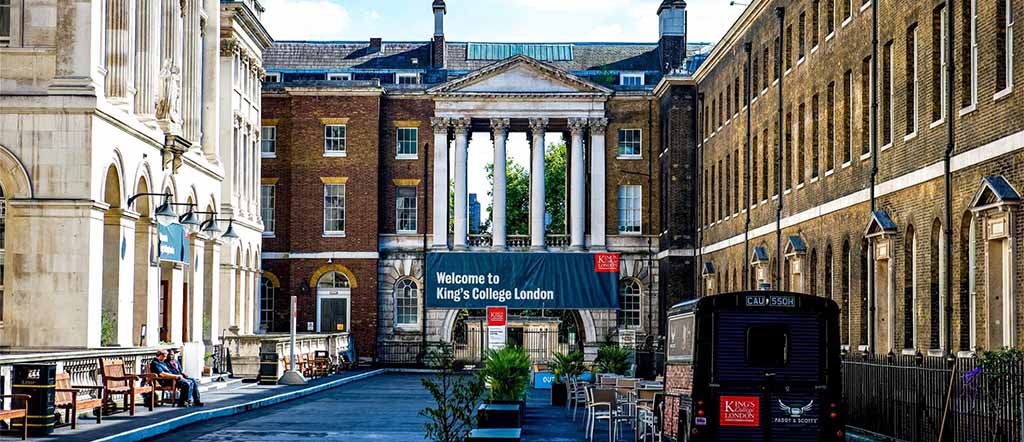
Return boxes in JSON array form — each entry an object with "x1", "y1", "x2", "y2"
[
  {"x1": 427, "y1": 54, "x2": 613, "y2": 95},
  {"x1": 529, "y1": 117, "x2": 549, "y2": 135},
  {"x1": 393, "y1": 179, "x2": 422, "y2": 186},
  {"x1": 451, "y1": 117, "x2": 471, "y2": 134},
  {"x1": 589, "y1": 117, "x2": 609, "y2": 135},
  {"x1": 429, "y1": 117, "x2": 450, "y2": 132},
  {"x1": 568, "y1": 117, "x2": 589, "y2": 135},
  {"x1": 490, "y1": 118, "x2": 510, "y2": 134},
  {"x1": 320, "y1": 177, "x2": 349, "y2": 185}
]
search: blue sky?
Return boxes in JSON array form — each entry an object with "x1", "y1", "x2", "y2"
[{"x1": 261, "y1": 0, "x2": 745, "y2": 44}]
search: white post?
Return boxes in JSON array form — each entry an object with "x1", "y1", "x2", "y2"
[
  {"x1": 490, "y1": 118, "x2": 510, "y2": 250},
  {"x1": 569, "y1": 118, "x2": 588, "y2": 251},
  {"x1": 589, "y1": 118, "x2": 609, "y2": 250},
  {"x1": 279, "y1": 295, "x2": 307, "y2": 384},
  {"x1": 529, "y1": 118, "x2": 549, "y2": 251},
  {"x1": 431, "y1": 117, "x2": 450, "y2": 249},
  {"x1": 452, "y1": 117, "x2": 471, "y2": 250}
]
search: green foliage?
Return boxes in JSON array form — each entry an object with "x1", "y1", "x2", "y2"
[
  {"x1": 550, "y1": 351, "x2": 585, "y2": 383},
  {"x1": 100, "y1": 312, "x2": 116, "y2": 346},
  {"x1": 479, "y1": 346, "x2": 532, "y2": 402},
  {"x1": 420, "y1": 346, "x2": 487, "y2": 442},
  {"x1": 485, "y1": 142, "x2": 568, "y2": 235},
  {"x1": 594, "y1": 345, "x2": 632, "y2": 375},
  {"x1": 978, "y1": 348, "x2": 1024, "y2": 386}
]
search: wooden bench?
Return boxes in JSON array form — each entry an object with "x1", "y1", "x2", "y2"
[
  {"x1": 99, "y1": 358, "x2": 155, "y2": 416},
  {"x1": 55, "y1": 372, "x2": 103, "y2": 429},
  {"x1": 0, "y1": 394, "x2": 30, "y2": 440},
  {"x1": 141, "y1": 359, "x2": 178, "y2": 407}
]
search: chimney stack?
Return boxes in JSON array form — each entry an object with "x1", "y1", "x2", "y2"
[
  {"x1": 369, "y1": 37, "x2": 383, "y2": 53},
  {"x1": 657, "y1": 0, "x2": 688, "y2": 73},
  {"x1": 432, "y1": 0, "x2": 446, "y2": 69}
]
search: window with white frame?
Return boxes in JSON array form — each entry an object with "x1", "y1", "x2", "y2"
[
  {"x1": 394, "y1": 279, "x2": 419, "y2": 326},
  {"x1": 0, "y1": 0, "x2": 12, "y2": 46},
  {"x1": 618, "y1": 279, "x2": 642, "y2": 329},
  {"x1": 882, "y1": 41, "x2": 894, "y2": 147},
  {"x1": 259, "y1": 278, "x2": 276, "y2": 333},
  {"x1": 261, "y1": 126, "x2": 277, "y2": 157},
  {"x1": 906, "y1": 24, "x2": 919, "y2": 135},
  {"x1": 962, "y1": 0, "x2": 978, "y2": 109},
  {"x1": 261, "y1": 184, "x2": 275, "y2": 235},
  {"x1": 324, "y1": 125, "x2": 346, "y2": 155},
  {"x1": 265, "y1": 73, "x2": 281, "y2": 83},
  {"x1": 396, "y1": 186, "x2": 417, "y2": 233},
  {"x1": 324, "y1": 184, "x2": 346, "y2": 234},
  {"x1": 396, "y1": 127, "x2": 418, "y2": 158},
  {"x1": 933, "y1": 5, "x2": 948, "y2": 122},
  {"x1": 397, "y1": 73, "x2": 420, "y2": 84},
  {"x1": 617, "y1": 128, "x2": 642, "y2": 158},
  {"x1": 327, "y1": 72, "x2": 352, "y2": 81},
  {"x1": 621, "y1": 73, "x2": 644, "y2": 86},
  {"x1": 617, "y1": 185, "x2": 642, "y2": 234},
  {"x1": 997, "y1": 0, "x2": 1015, "y2": 93}
]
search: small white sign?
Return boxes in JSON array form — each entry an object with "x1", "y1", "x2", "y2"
[
  {"x1": 307, "y1": 322, "x2": 314, "y2": 331},
  {"x1": 487, "y1": 325, "x2": 506, "y2": 350}
]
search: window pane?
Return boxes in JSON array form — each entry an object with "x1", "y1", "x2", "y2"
[
  {"x1": 618, "y1": 279, "x2": 641, "y2": 329},
  {"x1": 261, "y1": 185, "x2": 275, "y2": 233},
  {"x1": 617, "y1": 185, "x2": 641, "y2": 233},
  {"x1": 395, "y1": 279, "x2": 419, "y2": 325},
  {"x1": 396, "y1": 186, "x2": 417, "y2": 232},
  {"x1": 324, "y1": 184, "x2": 345, "y2": 232},
  {"x1": 397, "y1": 128, "x2": 418, "y2": 156},
  {"x1": 261, "y1": 126, "x2": 276, "y2": 155},
  {"x1": 260, "y1": 279, "x2": 275, "y2": 332},
  {"x1": 617, "y1": 129, "x2": 641, "y2": 157},
  {"x1": 0, "y1": 0, "x2": 11, "y2": 40},
  {"x1": 324, "y1": 125, "x2": 346, "y2": 153}
]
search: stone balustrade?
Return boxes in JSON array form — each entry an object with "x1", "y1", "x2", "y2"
[
  {"x1": 221, "y1": 333, "x2": 349, "y2": 379},
  {"x1": 0, "y1": 347, "x2": 173, "y2": 395}
]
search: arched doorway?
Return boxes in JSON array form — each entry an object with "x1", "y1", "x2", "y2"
[
  {"x1": 101, "y1": 164, "x2": 124, "y2": 346},
  {"x1": 316, "y1": 271, "x2": 351, "y2": 333}
]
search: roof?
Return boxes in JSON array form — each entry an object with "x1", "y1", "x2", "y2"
[
  {"x1": 784, "y1": 235, "x2": 807, "y2": 255},
  {"x1": 702, "y1": 261, "x2": 716, "y2": 276},
  {"x1": 969, "y1": 175, "x2": 1022, "y2": 210},
  {"x1": 751, "y1": 246, "x2": 769, "y2": 263},
  {"x1": 264, "y1": 40, "x2": 709, "y2": 74},
  {"x1": 864, "y1": 210, "x2": 898, "y2": 237}
]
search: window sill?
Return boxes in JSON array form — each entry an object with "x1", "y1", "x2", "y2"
[
  {"x1": 993, "y1": 87, "x2": 1014, "y2": 101},
  {"x1": 323, "y1": 232, "x2": 346, "y2": 238},
  {"x1": 773, "y1": 79, "x2": 780, "y2": 87},
  {"x1": 860, "y1": 2, "x2": 871, "y2": 12},
  {"x1": 263, "y1": 232, "x2": 276, "y2": 238},
  {"x1": 752, "y1": 96, "x2": 758, "y2": 104},
  {"x1": 842, "y1": 17, "x2": 853, "y2": 28},
  {"x1": 811, "y1": 46, "x2": 819, "y2": 54},
  {"x1": 762, "y1": 88, "x2": 769, "y2": 96},
  {"x1": 958, "y1": 104, "x2": 977, "y2": 117},
  {"x1": 397, "y1": 230, "x2": 418, "y2": 235},
  {"x1": 618, "y1": 231, "x2": 643, "y2": 236},
  {"x1": 762, "y1": 199, "x2": 769, "y2": 205},
  {"x1": 261, "y1": 153, "x2": 277, "y2": 159},
  {"x1": 841, "y1": 161, "x2": 852, "y2": 169},
  {"x1": 395, "y1": 324, "x2": 422, "y2": 332},
  {"x1": 797, "y1": 57, "x2": 805, "y2": 67},
  {"x1": 825, "y1": 32, "x2": 835, "y2": 42},
  {"x1": 929, "y1": 118, "x2": 945, "y2": 129},
  {"x1": 824, "y1": 169, "x2": 835, "y2": 177},
  {"x1": 810, "y1": 176, "x2": 819, "y2": 183},
  {"x1": 323, "y1": 152, "x2": 348, "y2": 158},
  {"x1": 860, "y1": 152, "x2": 871, "y2": 161},
  {"x1": 617, "y1": 155, "x2": 644, "y2": 160},
  {"x1": 395, "y1": 154, "x2": 419, "y2": 160},
  {"x1": 772, "y1": 195, "x2": 780, "y2": 201},
  {"x1": 796, "y1": 183, "x2": 805, "y2": 190},
  {"x1": 784, "y1": 189, "x2": 792, "y2": 195},
  {"x1": 880, "y1": 142, "x2": 893, "y2": 152},
  {"x1": 904, "y1": 131, "x2": 918, "y2": 142},
  {"x1": 785, "y1": 68, "x2": 792, "y2": 77}
]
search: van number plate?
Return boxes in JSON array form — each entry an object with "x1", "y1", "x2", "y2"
[{"x1": 745, "y1": 294, "x2": 796, "y2": 307}]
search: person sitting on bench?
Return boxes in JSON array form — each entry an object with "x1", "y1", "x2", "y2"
[{"x1": 150, "y1": 350, "x2": 204, "y2": 407}]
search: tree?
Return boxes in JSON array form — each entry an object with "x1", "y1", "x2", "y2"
[
  {"x1": 420, "y1": 346, "x2": 486, "y2": 442},
  {"x1": 485, "y1": 142, "x2": 568, "y2": 235}
]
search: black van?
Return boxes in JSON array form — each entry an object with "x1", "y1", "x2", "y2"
[{"x1": 664, "y1": 292, "x2": 844, "y2": 442}]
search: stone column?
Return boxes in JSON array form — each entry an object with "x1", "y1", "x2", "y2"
[
  {"x1": 133, "y1": 218, "x2": 158, "y2": 346},
  {"x1": 51, "y1": 0, "x2": 105, "y2": 93},
  {"x1": 490, "y1": 118, "x2": 510, "y2": 250},
  {"x1": 160, "y1": 0, "x2": 183, "y2": 75},
  {"x1": 431, "y1": 118, "x2": 450, "y2": 249},
  {"x1": 189, "y1": 236, "x2": 205, "y2": 342},
  {"x1": 529, "y1": 118, "x2": 549, "y2": 251},
  {"x1": 105, "y1": 0, "x2": 137, "y2": 104},
  {"x1": 590, "y1": 118, "x2": 609, "y2": 250},
  {"x1": 219, "y1": 262, "x2": 237, "y2": 335},
  {"x1": 134, "y1": 0, "x2": 160, "y2": 117},
  {"x1": 201, "y1": 0, "x2": 221, "y2": 160},
  {"x1": 182, "y1": 0, "x2": 202, "y2": 143},
  {"x1": 204, "y1": 240, "x2": 221, "y2": 343},
  {"x1": 452, "y1": 117, "x2": 471, "y2": 250},
  {"x1": 569, "y1": 118, "x2": 588, "y2": 250}
]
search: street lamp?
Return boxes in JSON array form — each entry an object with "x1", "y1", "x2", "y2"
[{"x1": 198, "y1": 215, "x2": 240, "y2": 245}]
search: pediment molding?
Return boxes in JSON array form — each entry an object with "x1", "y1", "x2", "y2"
[{"x1": 428, "y1": 54, "x2": 613, "y2": 97}]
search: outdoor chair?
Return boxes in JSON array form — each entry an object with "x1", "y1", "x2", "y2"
[
  {"x1": 99, "y1": 358, "x2": 155, "y2": 416},
  {"x1": 141, "y1": 361, "x2": 178, "y2": 407},
  {"x1": 568, "y1": 376, "x2": 589, "y2": 422},
  {"x1": 0, "y1": 394, "x2": 30, "y2": 440},
  {"x1": 634, "y1": 390, "x2": 661, "y2": 442},
  {"x1": 54, "y1": 372, "x2": 104, "y2": 429},
  {"x1": 586, "y1": 387, "x2": 629, "y2": 442}
]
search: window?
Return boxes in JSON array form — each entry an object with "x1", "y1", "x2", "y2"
[
  {"x1": 751, "y1": 135, "x2": 759, "y2": 204},
  {"x1": 397, "y1": 73, "x2": 420, "y2": 85},
  {"x1": 618, "y1": 279, "x2": 642, "y2": 329},
  {"x1": 265, "y1": 73, "x2": 281, "y2": 83},
  {"x1": 717, "y1": 161, "x2": 723, "y2": 220},
  {"x1": 396, "y1": 127, "x2": 418, "y2": 158},
  {"x1": 324, "y1": 184, "x2": 345, "y2": 234},
  {"x1": 883, "y1": 41, "x2": 894, "y2": 146},
  {"x1": 394, "y1": 279, "x2": 419, "y2": 326},
  {"x1": 667, "y1": 314, "x2": 695, "y2": 361},
  {"x1": 617, "y1": 128, "x2": 643, "y2": 157},
  {"x1": 327, "y1": 72, "x2": 352, "y2": 81},
  {"x1": 844, "y1": 70, "x2": 854, "y2": 163},
  {"x1": 763, "y1": 45, "x2": 770, "y2": 90},
  {"x1": 0, "y1": 0, "x2": 11, "y2": 46},
  {"x1": 786, "y1": 25, "x2": 794, "y2": 70},
  {"x1": 997, "y1": 0, "x2": 1015, "y2": 92},
  {"x1": 396, "y1": 186, "x2": 417, "y2": 233},
  {"x1": 773, "y1": 37, "x2": 780, "y2": 81},
  {"x1": 933, "y1": 5, "x2": 948, "y2": 122},
  {"x1": 752, "y1": 54, "x2": 760, "y2": 97},
  {"x1": 811, "y1": 1, "x2": 820, "y2": 48},
  {"x1": 861, "y1": 57, "x2": 871, "y2": 156},
  {"x1": 726, "y1": 84, "x2": 732, "y2": 118},
  {"x1": 261, "y1": 184, "x2": 275, "y2": 235},
  {"x1": 617, "y1": 185, "x2": 642, "y2": 234},
  {"x1": 904, "y1": 226, "x2": 917, "y2": 349},
  {"x1": 843, "y1": 0, "x2": 852, "y2": 22},
  {"x1": 324, "y1": 125, "x2": 346, "y2": 155},
  {"x1": 907, "y1": 25, "x2": 919, "y2": 135},
  {"x1": 762, "y1": 128, "x2": 770, "y2": 200},
  {"x1": 827, "y1": 81, "x2": 836, "y2": 171},
  {"x1": 841, "y1": 240, "x2": 852, "y2": 345},
  {"x1": 961, "y1": 0, "x2": 978, "y2": 109},
  {"x1": 799, "y1": 11, "x2": 807, "y2": 59},
  {"x1": 261, "y1": 126, "x2": 277, "y2": 157},
  {"x1": 812, "y1": 94, "x2": 820, "y2": 178},
  {"x1": 826, "y1": 0, "x2": 836, "y2": 36},
  {"x1": 725, "y1": 153, "x2": 731, "y2": 215},
  {"x1": 718, "y1": 92, "x2": 724, "y2": 128},
  {"x1": 798, "y1": 102, "x2": 806, "y2": 185},
  {"x1": 259, "y1": 278, "x2": 276, "y2": 333},
  {"x1": 785, "y1": 111, "x2": 793, "y2": 190},
  {"x1": 733, "y1": 149, "x2": 739, "y2": 213},
  {"x1": 620, "y1": 73, "x2": 644, "y2": 86},
  {"x1": 734, "y1": 77, "x2": 741, "y2": 115},
  {"x1": 747, "y1": 325, "x2": 790, "y2": 367}
]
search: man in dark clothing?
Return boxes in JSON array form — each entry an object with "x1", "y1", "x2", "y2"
[{"x1": 150, "y1": 350, "x2": 203, "y2": 407}]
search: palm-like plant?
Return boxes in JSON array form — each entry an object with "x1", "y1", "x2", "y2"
[
  {"x1": 594, "y1": 345, "x2": 632, "y2": 375},
  {"x1": 479, "y1": 346, "x2": 532, "y2": 402},
  {"x1": 550, "y1": 351, "x2": 585, "y2": 383}
]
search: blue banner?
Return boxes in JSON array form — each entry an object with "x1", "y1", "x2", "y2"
[
  {"x1": 425, "y1": 252, "x2": 620, "y2": 309},
  {"x1": 157, "y1": 223, "x2": 190, "y2": 263}
]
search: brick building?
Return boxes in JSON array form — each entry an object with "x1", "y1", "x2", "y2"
[
  {"x1": 259, "y1": 0, "x2": 705, "y2": 360},
  {"x1": 695, "y1": 0, "x2": 1024, "y2": 355}
]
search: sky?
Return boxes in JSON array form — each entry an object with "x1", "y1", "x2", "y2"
[{"x1": 259, "y1": 0, "x2": 746, "y2": 225}]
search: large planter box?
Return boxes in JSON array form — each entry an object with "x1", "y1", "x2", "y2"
[
  {"x1": 532, "y1": 371, "x2": 554, "y2": 389},
  {"x1": 478, "y1": 402, "x2": 523, "y2": 428},
  {"x1": 550, "y1": 382, "x2": 568, "y2": 406}
]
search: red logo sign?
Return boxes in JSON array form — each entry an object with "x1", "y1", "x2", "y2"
[
  {"x1": 594, "y1": 253, "x2": 620, "y2": 273},
  {"x1": 720, "y1": 396, "x2": 760, "y2": 427},
  {"x1": 487, "y1": 306, "x2": 507, "y2": 327}
]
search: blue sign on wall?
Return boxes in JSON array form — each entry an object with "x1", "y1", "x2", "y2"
[
  {"x1": 424, "y1": 252, "x2": 620, "y2": 309},
  {"x1": 157, "y1": 223, "x2": 190, "y2": 263}
]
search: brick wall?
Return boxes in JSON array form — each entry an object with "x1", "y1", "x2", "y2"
[{"x1": 379, "y1": 96, "x2": 436, "y2": 235}]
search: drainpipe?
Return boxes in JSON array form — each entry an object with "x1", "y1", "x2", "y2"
[
  {"x1": 647, "y1": 98, "x2": 654, "y2": 337},
  {"x1": 696, "y1": 92, "x2": 704, "y2": 296},
  {"x1": 868, "y1": 0, "x2": 879, "y2": 352},
  {"x1": 774, "y1": 7, "x2": 785, "y2": 290},
  {"x1": 422, "y1": 142, "x2": 430, "y2": 347},
  {"x1": 743, "y1": 42, "x2": 753, "y2": 290},
  {"x1": 943, "y1": 0, "x2": 956, "y2": 357}
]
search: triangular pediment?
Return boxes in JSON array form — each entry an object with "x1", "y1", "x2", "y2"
[
  {"x1": 429, "y1": 55, "x2": 612, "y2": 95},
  {"x1": 969, "y1": 176, "x2": 1022, "y2": 211},
  {"x1": 864, "y1": 210, "x2": 898, "y2": 238}
]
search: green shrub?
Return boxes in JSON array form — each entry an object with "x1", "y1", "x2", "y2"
[
  {"x1": 550, "y1": 351, "x2": 585, "y2": 383},
  {"x1": 420, "y1": 346, "x2": 486, "y2": 442},
  {"x1": 100, "y1": 312, "x2": 116, "y2": 346},
  {"x1": 594, "y1": 345, "x2": 632, "y2": 375},
  {"x1": 479, "y1": 346, "x2": 531, "y2": 402}
]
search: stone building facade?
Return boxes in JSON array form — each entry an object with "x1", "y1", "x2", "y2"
[
  {"x1": 0, "y1": 0, "x2": 270, "y2": 371},
  {"x1": 695, "y1": 0, "x2": 1024, "y2": 355},
  {"x1": 260, "y1": 0, "x2": 704, "y2": 359}
]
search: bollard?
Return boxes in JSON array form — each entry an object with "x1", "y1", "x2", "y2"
[{"x1": 11, "y1": 364, "x2": 56, "y2": 436}]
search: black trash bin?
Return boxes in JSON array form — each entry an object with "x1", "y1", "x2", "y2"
[
  {"x1": 11, "y1": 364, "x2": 56, "y2": 436},
  {"x1": 258, "y1": 352, "x2": 280, "y2": 385}
]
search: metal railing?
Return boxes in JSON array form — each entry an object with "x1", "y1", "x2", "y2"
[
  {"x1": 0, "y1": 347, "x2": 169, "y2": 396},
  {"x1": 843, "y1": 353, "x2": 1024, "y2": 442}
]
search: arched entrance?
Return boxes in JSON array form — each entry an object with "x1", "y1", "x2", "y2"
[
  {"x1": 448, "y1": 309, "x2": 587, "y2": 362},
  {"x1": 316, "y1": 271, "x2": 351, "y2": 333}
]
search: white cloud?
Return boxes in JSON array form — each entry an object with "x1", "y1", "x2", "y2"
[
  {"x1": 509, "y1": 0, "x2": 631, "y2": 12},
  {"x1": 261, "y1": 0, "x2": 351, "y2": 40},
  {"x1": 365, "y1": 10, "x2": 382, "y2": 21}
]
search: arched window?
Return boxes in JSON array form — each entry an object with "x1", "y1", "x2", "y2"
[
  {"x1": 859, "y1": 239, "x2": 869, "y2": 347},
  {"x1": 841, "y1": 240, "x2": 851, "y2": 346},
  {"x1": 618, "y1": 279, "x2": 642, "y2": 329},
  {"x1": 809, "y1": 248, "x2": 818, "y2": 296},
  {"x1": 824, "y1": 244, "x2": 834, "y2": 301},
  {"x1": 903, "y1": 226, "x2": 917, "y2": 349},
  {"x1": 929, "y1": 219, "x2": 942, "y2": 350},
  {"x1": 259, "y1": 277, "x2": 276, "y2": 333},
  {"x1": 318, "y1": 271, "x2": 350, "y2": 289},
  {"x1": 0, "y1": 185, "x2": 5, "y2": 323},
  {"x1": 958, "y1": 212, "x2": 974, "y2": 351},
  {"x1": 394, "y1": 279, "x2": 419, "y2": 327},
  {"x1": 316, "y1": 271, "x2": 351, "y2": 333}
]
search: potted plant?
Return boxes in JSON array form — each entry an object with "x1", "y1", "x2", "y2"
[
  {"x1": 202, "y1": 353, "x2": 213, "y2": 376},
  {"x1": 594, "y1": 345, "x2": 633, "y2": 376},
  {"x1": 420, "y1": 345, "x2": 486, "y2": 442},
  {"x1": 478, "y1": 346, "x2": 531, "y2": 428},
  {"x1": 549, "y1": 351, "x2": 584, "y2": 406}
]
